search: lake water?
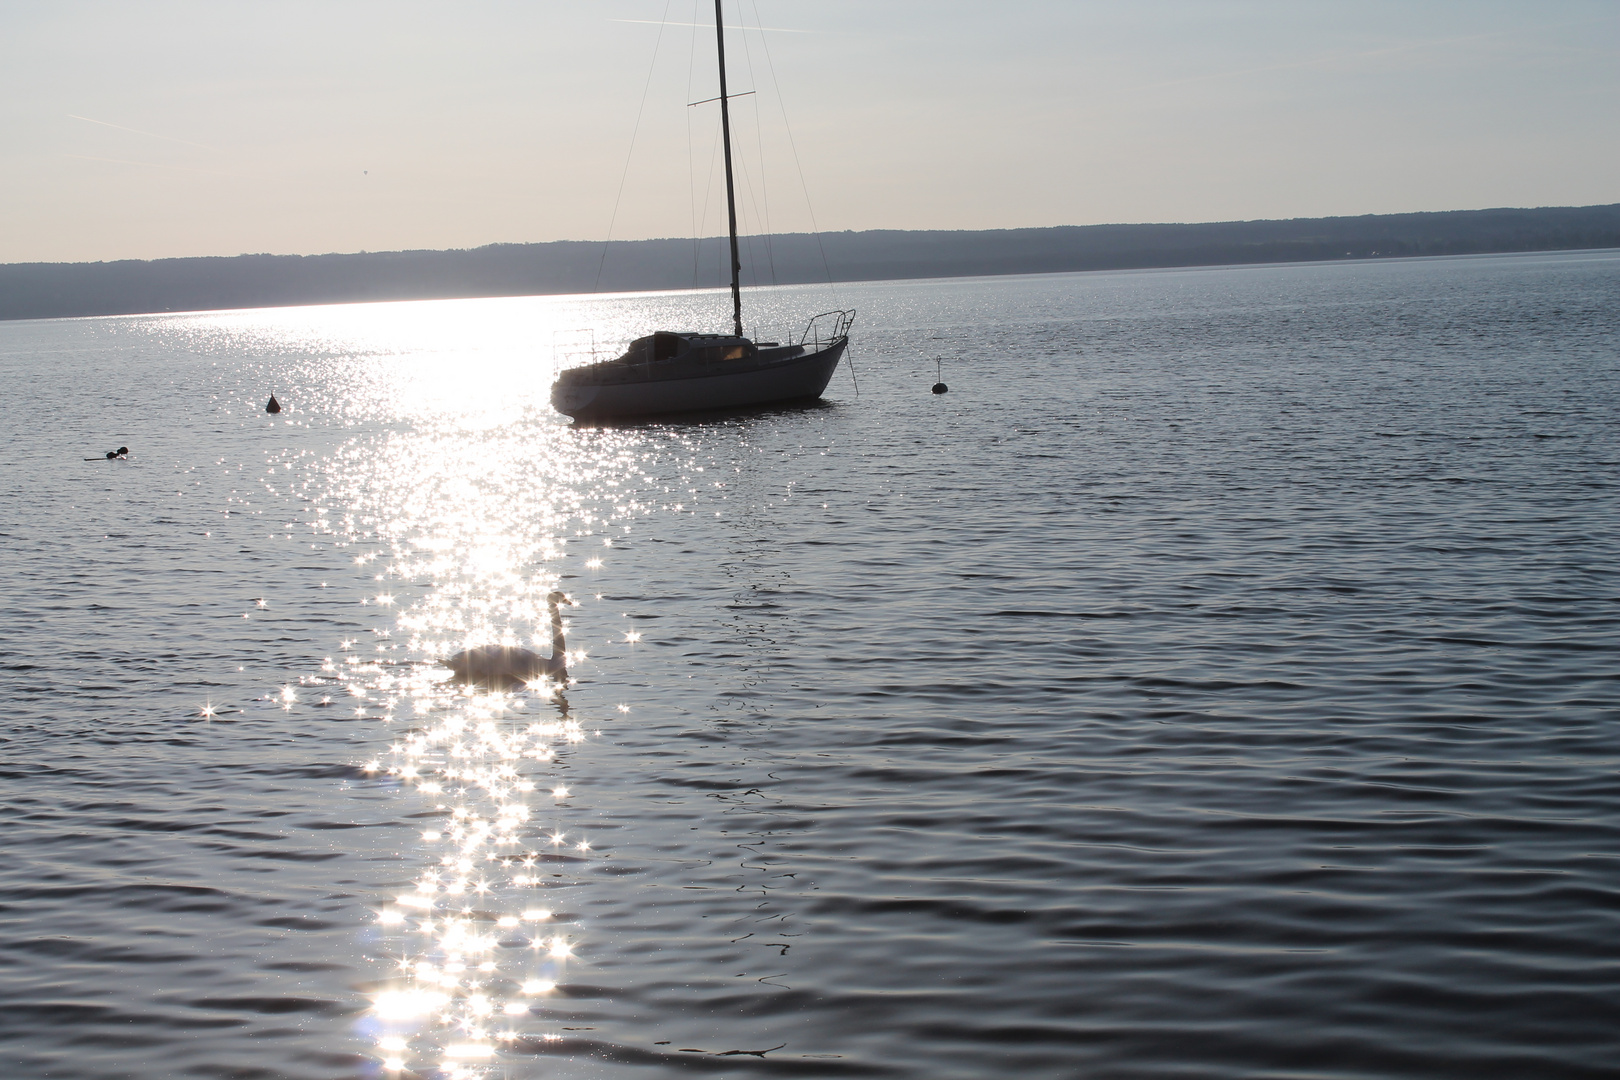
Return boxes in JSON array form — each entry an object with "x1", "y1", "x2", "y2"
[{"x1": 1, "y1": 250, "x2": 1617, "y2": 1080}]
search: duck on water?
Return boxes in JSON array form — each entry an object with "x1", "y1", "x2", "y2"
[{"x1": 443, "y1": 591, "x2": 574, "y2": 691}]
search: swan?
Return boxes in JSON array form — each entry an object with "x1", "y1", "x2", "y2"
[{"x1": 444, "y1": 591, "x2": 573, "y2": 690}]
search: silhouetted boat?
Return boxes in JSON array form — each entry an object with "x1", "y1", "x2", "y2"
[{"x1": 551, "y1": 1, "x2": 853, "y2": 422}]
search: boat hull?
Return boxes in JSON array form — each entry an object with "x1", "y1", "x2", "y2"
[{"x1": 552, "y1": 338, "x2": 847, "y2": 421}]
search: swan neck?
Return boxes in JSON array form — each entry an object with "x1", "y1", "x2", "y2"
[{"x1": 548, "y1": 600, "x2": 568, "y2": 680}]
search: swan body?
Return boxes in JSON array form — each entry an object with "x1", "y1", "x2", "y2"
[{"x1": 445, "y1": 591, "x2": 571, "y2": 690}]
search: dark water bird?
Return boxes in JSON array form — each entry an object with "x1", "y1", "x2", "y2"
[
  {"x1": 266, "y1": 394, "x2": 281, "y2": 414},
  {"x1": 445, "y1": 591, "x2": 572, "y2": 690}
]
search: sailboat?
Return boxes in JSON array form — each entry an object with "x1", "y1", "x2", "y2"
[{"x1": 550, "y1": 1, "x2": 854, "y2": 422}]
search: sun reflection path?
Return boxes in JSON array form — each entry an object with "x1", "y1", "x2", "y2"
[
  {"x1": 229, "y1": 346, "x2": 739, "y2": 1076},
  {"x1": 283, "y1": 417, "x2": 692, "y2": 1078},
  {"x1": 347, "y1": 655, "x2": 594, "y2": 1075}
]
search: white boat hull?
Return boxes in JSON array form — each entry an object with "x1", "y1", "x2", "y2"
[{"x1": 552, "y1": 338, "x2": 847, "y2": 421}]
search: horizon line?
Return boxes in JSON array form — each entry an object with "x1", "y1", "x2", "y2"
[{"x1": 6, "y1": 201, "x2": 1617, "y2": 269}]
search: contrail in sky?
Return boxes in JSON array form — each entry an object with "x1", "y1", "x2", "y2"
[{"x1": 68, "y1": 114, "x2": 216, "y2": 152}]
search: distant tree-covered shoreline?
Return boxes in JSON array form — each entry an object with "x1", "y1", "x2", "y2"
[{"x1": 3, "y1": 204, "x2": 1617, "y2": 322}]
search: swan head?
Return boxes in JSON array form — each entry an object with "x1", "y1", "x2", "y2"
[{"x1": 547, "y1": 590, "x2": 575, "y2": 607}]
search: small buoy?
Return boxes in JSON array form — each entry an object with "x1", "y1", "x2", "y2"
[
  {"x1": 266, "y1": 394, "x2": 281, "y2": 414},
  {"x1": 932, "y1": 382, "x2": 948, "y2": 394},
  {"x1": 117, "y1": 446, "x2": 128, "y2": 456}
]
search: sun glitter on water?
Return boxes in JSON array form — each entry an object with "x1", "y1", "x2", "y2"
[
  {"x1": 328, "y1": 426, "x2": 665, "y2": 1074},
  {"x1": 356, "y1": 677, "x2": 593, "y2": 1075},
  {"x1": 207, "y1": 296, "x2": 718, "y2": 1076}
]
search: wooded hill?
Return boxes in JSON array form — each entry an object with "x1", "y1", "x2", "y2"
[{"x1": 3, "y1": 203, "x2": 1617, "y2": 321}]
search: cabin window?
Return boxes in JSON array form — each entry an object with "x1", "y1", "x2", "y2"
[{"x1": 653, "y1": 333, "x2": 681, "y2": 361}]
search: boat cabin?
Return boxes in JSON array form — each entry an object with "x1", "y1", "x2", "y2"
[{"x1": 622, "y1": 332, "x2": 755, "y2": 366}]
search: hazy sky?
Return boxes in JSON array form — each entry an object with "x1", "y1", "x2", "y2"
[{"x1": 2, "y1": 0, "x2": 1616, "y2": 264}]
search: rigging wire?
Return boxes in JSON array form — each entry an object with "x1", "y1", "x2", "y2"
[
  {"x1": 735, "y1": 15, "x2": 777, "y2": 285},
  {"x1": 595, "y1": 0, "x2": 676, "y2": 293},
  {"x1": 697, "y1": 112, "x2": 725, "y2": 290},
  {"x1": 732, "y1": 120, "x2": 767, "y2": 295},
  {"x1": 684, "y1": 0, "x2": 729, "y2": 295},
  {"x1": 748, "y1": 0, "x2": 834, "y2": 286},
  {"x1": 685, "y1": 0, "x2": 702, "y2": 289}
]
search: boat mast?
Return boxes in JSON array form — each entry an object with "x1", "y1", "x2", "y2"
[{"x1": 714, "y1": 0, "x2": 744, "y2": 338}]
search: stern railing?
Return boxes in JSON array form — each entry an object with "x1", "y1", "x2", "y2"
[{"x1": 797, "y1": 309, "x2": 856, "y2": 349}]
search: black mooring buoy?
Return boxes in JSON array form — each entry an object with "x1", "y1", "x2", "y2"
[
  {"x1": 266, "y1": 394, "x2": 281, "y2": 414},
  {"x1": 931, "y1": 357, "x2": 948, "y2": 394},
  {"x1": 931, "y1": 382, "x2": 948, "y2": 394}
]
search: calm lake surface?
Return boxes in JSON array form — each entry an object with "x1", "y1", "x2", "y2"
[{"x1": 2, "y1": 251, "x2": 1617, "y2": 1080}]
